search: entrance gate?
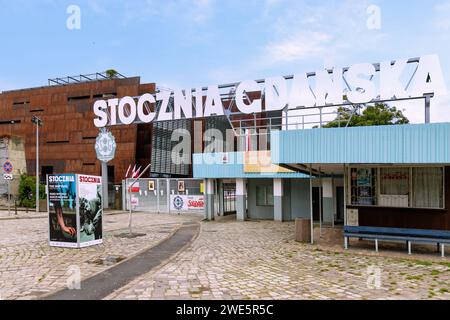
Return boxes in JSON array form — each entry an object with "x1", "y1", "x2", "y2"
[
  {"x1": 123, "y1": 178, "x2": 204, "y2": 214},
  {"x1": 223, "y1": 182, "x2": 236, "y2": 215}
]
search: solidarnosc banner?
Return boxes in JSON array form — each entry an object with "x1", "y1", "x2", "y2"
[{"x1": 170, "y1": 195, "x2": 205, "y2": 212}]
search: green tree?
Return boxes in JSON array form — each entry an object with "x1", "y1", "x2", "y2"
[
  {"x1": 324, "y1": 103, "x2": 409, "y2": 128},
  {"x1": 105, "y1": 69, "x2": 119, "y2": 79},
  {"x1": 18, "y1": 174, "x2": 46, "y2": 208}
]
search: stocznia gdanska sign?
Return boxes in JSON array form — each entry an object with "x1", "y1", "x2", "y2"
[{"x1": 93, "y1": 55, "x2": 447, "y2": 128}]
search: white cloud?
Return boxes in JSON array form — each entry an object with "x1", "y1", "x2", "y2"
[
  {"x1": 191, "y1": 0, "x2": 214, "y2": 23},
  {"x1": 431, "y1": 93, "x2": 450, "y2": 122},
  {"x1": 122, "y1": 0, "x2": 215, "y2": 25},
  {"x1": 433, "y1": 1, "x2": 450, "y2": 31},
  {"x1": 87, "y1": 0, "x2": 108, "y2": 15},
  {"x1": 394, "y1": 93, "x2": 450, "y2": 124},
  {"x1": 206, "y1": 0, "x2": 387, "y2": 83},
  {"x1": 264, "y1": 31, "x2": 331, "y2": 64},
  {"x1": 394, "y1": 100, "x2": 425, "y2": 124}
]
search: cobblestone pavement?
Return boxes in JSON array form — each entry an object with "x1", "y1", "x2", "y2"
[
  {"x1": 0, "y1": 212, "x2": 201, "y2": 300},
  {"x1": 106, "y1": 218, "x2": 450, "y2": 300},
  {"x1": 0, "y1": 210, "x2": 46, "y2": 220}
]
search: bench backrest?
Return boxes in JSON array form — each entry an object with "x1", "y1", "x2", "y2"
[{"x1": 344, "y1": 226, "x2": 450, "y2": 239}]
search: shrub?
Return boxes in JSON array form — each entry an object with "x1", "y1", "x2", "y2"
[{"x1": 18, "y1": 174, "x2": 46, "y2": 208}]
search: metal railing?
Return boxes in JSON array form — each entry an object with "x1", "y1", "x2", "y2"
[
  {"x1": 48, "y1": 71, "x2": 127, "y2": 86},
  {"x1": 229, "y1": 106, "x2": 359, "y2": 136}
]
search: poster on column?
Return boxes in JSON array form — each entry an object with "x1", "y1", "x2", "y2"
[
  {"x1": 78, "y1": 175, "x2": 103, "y2": 248},
  {"x1": 48, "y1": 174, "x2": 78, "y2": 248},
  {"x1": 47, "y1": 174, "x2": 103, "y2": 248}
]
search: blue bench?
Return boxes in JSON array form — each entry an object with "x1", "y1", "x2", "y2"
[{"x1": 344, "y1": 226, "x2": 450, "y2": 257}]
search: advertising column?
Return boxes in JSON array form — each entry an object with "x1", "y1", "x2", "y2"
[
  {"x1": 48, "y1": 174, "x2": 78, "y2": 248},
  {"x1": 78, "y1": 175, "x2": 103, "y2": 248},
  {"x1": 47, "y1": 174, "x2": 103, "y2": 248}
]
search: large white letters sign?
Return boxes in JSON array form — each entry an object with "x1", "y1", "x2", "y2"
[{"x1": 93, "y1": 55, "x2": 447, "y2": 128}]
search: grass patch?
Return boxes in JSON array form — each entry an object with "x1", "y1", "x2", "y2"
[
  {"x1": 438, "y1": 262, "x2": 450, "y2": 268},
  {"x1": 430, "y1": 270, "x2": 441, "y2": 276},
  {"x1": 406, "y1": 275, "x2": 423, "y2": 281},
  {"x1": 413, "y1": 260, "x2": 433, "y2": 267},
  {"x1": 439, "y1": 288, "x2": 449, "y2": 294}
]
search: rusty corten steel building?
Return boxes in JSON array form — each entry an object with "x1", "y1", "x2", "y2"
[
  {"x1": 0, "y1": 74, "x2": 270, "y2": 186},
  {"x1": 0, "y1": 76, "x2": 156, "y2": 184}
]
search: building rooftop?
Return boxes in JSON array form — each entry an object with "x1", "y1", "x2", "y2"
[{"x1": 1, "y1": 71, "x2": 132, "y2": 94}]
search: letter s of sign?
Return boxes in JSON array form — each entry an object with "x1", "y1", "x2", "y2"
[
  {"x1": 346, "y1": 63, "x2": 376, "y2": 104},
  {"x1": 93, "y1": 100, "x2": 108, "y2": 128}
]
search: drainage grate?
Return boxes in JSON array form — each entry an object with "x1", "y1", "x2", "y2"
[
  {"x1": 88, "y1": 255, "x2": 127, "y2": 266},
  {"x1": 115, "y1": 232, "x2": 147, "y2": 239}
]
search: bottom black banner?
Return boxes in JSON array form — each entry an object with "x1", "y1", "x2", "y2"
[{"x1": 0, "y1": 299, "x2": 440, "y2": 319}]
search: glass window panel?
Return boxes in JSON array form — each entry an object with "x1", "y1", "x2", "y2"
[
  {"x1": 256, "y1": 185, "x2": 274, "y2": 206},
  {"x1": 256, "y1": 186, "x2": 266, "y2": 206},
  {"x1": 413, "y1": 167, "x2": 443, "y2": 208},
  {"x1": 380, "y1": 168, "x2": 409, "y2": 195}
]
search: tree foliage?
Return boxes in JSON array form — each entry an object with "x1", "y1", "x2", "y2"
[
  {"x1": 324, "y1": 103, "x2": 409, "y2": 128},
  {"x1": 105, "y1": 69, "x2": 119, "y2": 79},
  {"x1": 18, "y1": 174, "x2": 46, "y2": 208}
]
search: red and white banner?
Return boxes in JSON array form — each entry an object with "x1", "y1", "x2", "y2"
[{"x1": 170, "y1": 195, "x2": 205, "y2": 211}]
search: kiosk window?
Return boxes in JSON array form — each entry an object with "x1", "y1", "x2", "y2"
[
  {"x1": 413, "y1": 167, "x2": 444, "y2": 209},
  {"x1": 350, "y1": 168, "x2": 377, "y2": 206},
  {"x1": 380, "y1": 168, "x2": 409, "y2": 195},
  {"x1": 256, "y1": 185, "x2": 274, "y2": 206}
]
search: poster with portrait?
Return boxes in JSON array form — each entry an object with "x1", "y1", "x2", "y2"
[
  {"x1": 77, "y1": 175, "x2": 103, "y2": 248},
  {"x1": 177, "y1": 180, "x2": 185, "y2": 192},
  {"x1": 47, "y1": 174, "x2": 78, "y2": 248}
]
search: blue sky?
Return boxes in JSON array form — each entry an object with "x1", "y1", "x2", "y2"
[{"x1": 1, "y1": 0, "x2": 450, "y2": 122}]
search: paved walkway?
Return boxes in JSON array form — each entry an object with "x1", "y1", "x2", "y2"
[
  {"x1": 1, "y1": 213, "x2": 449, "y2": 300},
  {"x1": 106, "y1": 218, "x2": 450, "y2": 300},
  {"x1": 0, "y1": 212, "x2": 202, "y2": 300},
  {"x1": 44, "y1": 222, "x2": 199, "y2": 300}
]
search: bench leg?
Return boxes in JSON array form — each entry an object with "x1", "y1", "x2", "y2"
[
  {"x1": 375, "y1": 239, "x2": 379, "y2": 253},
  {"x1": 437, "y1": 243, "x2": 440, "y2": 253},
  {"x1": 441, "y1": 244, "x2": 445, "y2": 258},
  {"x1": 407, "y1": 241, "x2": 412, "y2": 255},
  {"x1": 344, "y1": 237, "x2": 348, "y2": 250}
]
